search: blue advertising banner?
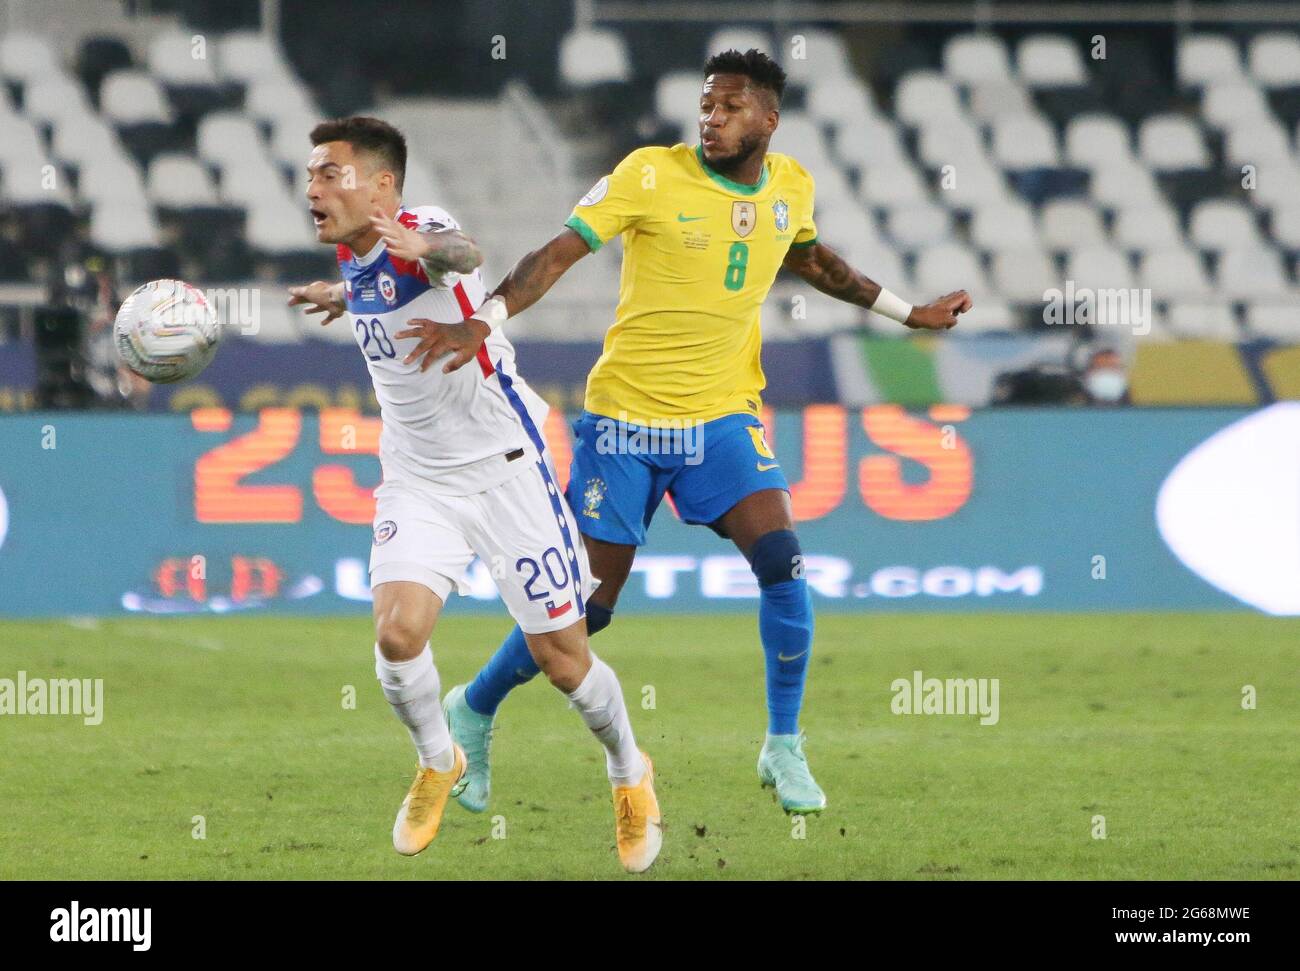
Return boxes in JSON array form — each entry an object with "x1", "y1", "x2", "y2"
[{"x1": 0, "y1": 404, "x2": 1293, "y2": 617}]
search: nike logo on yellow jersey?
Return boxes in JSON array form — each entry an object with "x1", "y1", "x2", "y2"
[{"x1": 676, "y1": 212, "x2": 706, "y2": 222}]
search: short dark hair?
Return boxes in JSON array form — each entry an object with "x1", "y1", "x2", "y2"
[
  {"x1": 310, "y1": 116, "x2": 407, "y2": 191},
  {"x1": 703, "y1": 48, "x2": 786, "y2": 103}
]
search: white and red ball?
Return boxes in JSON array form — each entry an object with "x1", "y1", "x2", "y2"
[{"x1": 113, "y1": 279, "x2": 222, "y2": 384}]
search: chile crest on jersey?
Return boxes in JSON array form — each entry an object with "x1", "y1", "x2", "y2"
[{"x1": 339, "y1": 250, "x2": 429, "y2": 316}]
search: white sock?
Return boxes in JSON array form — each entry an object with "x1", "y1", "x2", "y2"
[
  {"x1": 374, "y1": 644, "x2": 454, "y2": 771},
  {"x1": 566, "y1": 654, "x2": 644, "y2": 787}
]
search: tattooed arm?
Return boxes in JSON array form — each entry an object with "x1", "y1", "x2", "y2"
[
  {"x1": 394, "y1": 227, "x2": 591, "y2": 373},
  {"x1": 783, "y1": 240, "x2": 971, "y2": 330}
]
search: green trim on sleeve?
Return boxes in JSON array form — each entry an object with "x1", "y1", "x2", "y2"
[
  {"x1": 789, "y1": 235, "x2": 819, "y2": 249},
  {"x1": 564, "y1": 214, "x2": 603, "y2": 252}
]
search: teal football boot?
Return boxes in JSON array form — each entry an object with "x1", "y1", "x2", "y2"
[
  {"x1": 443, "y1": 684, "x2": 494, "y2": 813},
  {"x1": 757, "y1": 732, "x2": 827, "y2": 814}
]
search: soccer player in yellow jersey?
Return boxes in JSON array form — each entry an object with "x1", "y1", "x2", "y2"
[{"x1": 399, "y1": 49, "x2": 971, "y2": 816}]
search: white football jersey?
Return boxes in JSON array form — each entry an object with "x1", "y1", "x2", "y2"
[{"x1": 338, "y1": 204, "x2": 550, "y2": 495}]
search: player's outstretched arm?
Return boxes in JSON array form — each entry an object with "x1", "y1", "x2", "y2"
[
  {"x1": 371, "y1": 208, "x2": 482, "y2": 276},
  {"x1": 783, "y1": 240, "x2": 971, "y2": 331},
  {"x1": 395, "y1": 227, "x2": 591, "y2": 374},
  {"x1": 287, "y1": 280, "x2": 346, "y2": 325}
]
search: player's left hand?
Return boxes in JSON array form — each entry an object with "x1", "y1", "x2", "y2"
[
  {"x1": 394, "y1": 318, "x2": 491, "y2": 373},
  {"x1": 906, "y1": 290, "x2": 972, "y2": 330},
  {"x1": 370, "y1": 207, "x2": 429, "y2": 262}
]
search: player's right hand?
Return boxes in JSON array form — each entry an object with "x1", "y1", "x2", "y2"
[
  {"x1": 288, "y1": 281, "x2": 345, "y2": 325},
  {"x1": 395, "y1": 317, "x2": 491, "y2": 374}
]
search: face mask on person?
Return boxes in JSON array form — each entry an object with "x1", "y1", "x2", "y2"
[{"x1": 1084, "y1": 368, "x2": 1127, "y2": 402}]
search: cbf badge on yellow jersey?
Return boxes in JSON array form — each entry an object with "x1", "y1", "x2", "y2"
[{"x1": 564, "y1": 142, "x2": 818, "y2": 424}]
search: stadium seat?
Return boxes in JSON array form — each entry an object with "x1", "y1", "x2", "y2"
[
  {"x1": 148, "y1": 30, "x2": 220, "y2": 85},
  {"x1": 783, "y1": 28, "x2": 854, "y2": 83},
  {"x1": 244, "y1": 301, "x2": 304, "y2": 344},
  {"x1": 1165, "y1": 301, "x2": 1240, "y2": 340},
  {"x1": 197, "y1": 111, "x2": 265, "y2": 165},
  {"x1": 815, "y1": 205, "x2": 882, "y2": 253},
  {"x1": 77, "y1": 151, "x2": 149, "y2": 207},
  {"x1": 0, "y1": 115, "x2": 45, "y2": 168},
  {"x1": 1224, "y1": 121, "x2": 1292, "y2": 167},
  {"x1": 0, "y1": 154, "x2": 74, "y2": 207},
  {"x1": 1112, "y1": 204, "x2": 1184, "y2": 251},
  {"x1": 1041, "y1": 199, "x2": 1108, "y2": 250},
  {"x1": 75, "y1": 35, "x2": 134, "y2": 106},
  {"x1": 148, "y1": 153, "x2": 219, "y2": 208},
  {"x1": 990, "y1": 114, "x2": 1060, "y2": 169},
  {"x1": 970, "y1": 201, "x2": 1039, "y2": 250},
  {"x1": 1066, "y1": 246, "x2": 1136, "y2": 291},
  {"x1": 22, "y1": 74, "x2": 94, "y2": 127},
  {"x1": 893, "y1": 71, "x2": 964, "y2": 125},
  {"x1": 939, "y1": 157, "x2": 1009, "y2": 210},
  {"x1": 769, "y1": 112, "x2": 831, "y2": 165},
  {"x1": 915, "y1": 119, "x2": 986, "y2": 170},
  {"x1": 1249, "y1": 32, "x2": 1300, "y2": 87},
  {"x1": 1016, "y1": 35, "x2": 1088, "y2": 88},
  {"x1": 967, "y1": 80, "x2": 1035, "y2": 123},
  {"x1": 990, "y1": 248, "x2": 1058, "y2": 303},
  {"x1": 1188, "y1": 199, "x2": 1261, "y2": 251},
  {"x1": 857, "y1": 160, "x2": 928, "y2": 207},
  {"x1": 1244, "y1": 301, "x2": 1300, "y2": 340},
  {"x1": 1138, "y1": 114, "x2": 1211, "y2": 171},
  {"x1": 90, "y1": 200, "x2": 161, "y2": 251},
  {"x1": 1064, "y1": 113, "x2": 1132, "y2": 170},
  {"x1": 1139, "y1": 248, "x2": 1214, "y2": 300},
  {"x1": 244, "y1": 76, "x2": 318, "y2": 126},
  {"x1": 913, "y1": 242, "x2": 990, "y2": 299},
  {"x1": 219, "y1": 30, "x2": 293, "y2": 83},
  {"x1": 0, "y1": 32, "x2": 58, "y2": 81},
  {"x1": 51, "y1": 115, "x2": 119, "y2": 166},
  {"x1": 1177, "y1": 35, "x2": 1244, "y2": 88},
  {"x1": 833, "y1": 115, "x2": 908, "y2": 169},
  {"x1": 1248, "y1": 159, "x2": 1300, "y2": 212},
  {"x1": 218, "y1": 155, "x2": 288, "y2": 208},
  {"x1": 885, "y1": 202, "x2": 952, "y2": 248},
  {"x1": 100, "y1": 69, "x2": 173, "y2": 125},
  {"x1": 1216, "y1": 247, "x2": 1289, "y2": 297},
  {"x1": 1200, "y1": 83, "x2": 1273, "y2": 129},
  {"x1": 655, "y1": 72, "x2": 702, "y2": 129},
  {"x1": 246, "y1": 197, "x2": 316, "y2": 254},
  {"x1": 806, "y1": 77, "x2": 877, "y2": 130},
  {"x1": 559, "y1": 28, "x2": 632, "y2": 87},
  {"x1": 942, "y1": 33, "x2": 1013, "y2": 85}
]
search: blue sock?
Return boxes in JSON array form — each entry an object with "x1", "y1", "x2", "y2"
[
  {"x1": 464, "y1": 603, "x2": 616, "y2": 717},
  {"x1": 759, "y1": 578, "x2": 814, "y2": 735},
  {"x1": 465, "y1": 625, "x2": 537, "y2": 716}
]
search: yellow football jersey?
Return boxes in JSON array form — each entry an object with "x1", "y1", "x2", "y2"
[{"x1": 564, "y1": 143, "x2": 817, "y2": 425}]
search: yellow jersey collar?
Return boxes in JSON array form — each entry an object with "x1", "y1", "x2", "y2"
[{"x1": 694, "y1": 144, "x2": 769, "y2": 196}]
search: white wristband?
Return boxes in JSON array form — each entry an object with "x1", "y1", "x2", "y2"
[
  {"x1": 871, "y1": 287, "x2": 913, "y2": 324},
  {"x1": 477, "y1": 294, "x2": 508, "y2": 333}
]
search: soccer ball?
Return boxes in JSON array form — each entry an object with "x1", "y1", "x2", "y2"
[{"x1": 113, "y1": 279, "x2": 222, "y2": 384}]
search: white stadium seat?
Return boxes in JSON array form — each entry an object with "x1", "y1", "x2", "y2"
[
  {"x1": 916, "y1": 119, "x2": 985, "y2": 169},
  {"x1": 77, "y1": 152, "x2": 149, "y2": 206},
  {"x1": 1189, "y1": 199, "x2": 1261, "y2": 251},
  {"x1": 1177, "y1": 34, "x2": 1244, "y2": 87},
  {"x1": 834, "y1": 115, "x2": 908, "y2": 168},
  {"x1": 218, "y1": 155, "x2": 288, "y2": 207},
  {"x1": 90, "y1": 201, "x2": 160, "y2": 251},
  {"x1": 1139, "y1": 248, "x2": 1214, "y2": 300},
  {"x1": 1216, "y1": 247, "x2": 1289, "y2": 297},
  {"x1": 244, "y1": 76, "x2": 318, "y2": 125},
  {"x1": 0, "y1": 32, "x2": 58, "y2": 81},
  {"x1": 197, "y1": 111, "x2": 265, "y2": 165},
  {"x1": 913, "y1": 242, "x2": 990, "y2": 298},
  {"x1": 0, "y1": 154, "x2": 73, "y2": 205},
  {"x1": 23, "y1": 75, "x2": 93, "y2": 126},
  {"x1": 894, "y1": 71, "x2": 964, "y2": 126},
  {"x1": 1041, "y1": 199, "x2": 1108, "y2": 250},
  {"x1": 1112, "y1": 204, "x2": 1184, "y2": 251},
  {"x1": 990, "y1": 248, "x2": 1059, "y2": 303},
  {"x1": 1165, "y1": 301, "x2": 1240, "y2": 340},
  {"x1": 100, "y1": 70, "x2": 173, "y2": 125},
  {"x1": 1089, "y1": 157, "x2": 1163, "y2": 207},
  {"x1": 970, "y1": 201, "x2": 1039, "y2": 250},
  {"x1": 1249, "y1": 32, "x2": 1300, "y2": 88},
  {"x1": 0, "y1": 115, "x2": 45, "y2": 167},
  {"x1": 1224, "y1": 121, "x2": 1292, "y2": 167},
  {"x1": 1271, "y1": 206, "x2": 1300, "y2": 248},
  {"x1": 707, "y1": 27, "x2": 774, "y2": 58},
  {"x1": 219, "y1": 30, "x2": 293, "y2": 83},
  {"x1": 655, "y1": 72, "x2": 702, "y2": 128},
  {"x1": 990, "y1": 114, "x2": 1060, "y2": 169},
  {"x1": 939, "y1": 157, "x2": 1008, "y2": 209},
  {"x1": 806, "y1": 77, "x2": 877, "y2": 129},
  {"x1": 783, "y1": 28, "x2": 854, "y2": 82},
  {"x1": 1244, "y1": 301, "x2": 1300, "y2": 340},
  {"x1": 1200, "y1": 83, "x2": 1272, "y2": 129},
  {"x1": 51, "y1": 116, "x2": 119, "y2": 165},
  {"x1": 559, "y1": 28, "x2": 631, "y2": 87},
  {"x1": 1017, "y1": 35, "x2": 1088, "y2": 87},
  {"x1": 246, "y1": 197, "x2": 316, "y2": 253},
  {"x1": 148, "y1": 153, "x2": 219, "y2": 207},
  {"x1": 1066, "y1": 246, "x2": 1136, "y2": 291},
  {"x1": 1248, "y1": 159, "x2": 1300, "y2": 212},
  {"x1": 943, "y1": 34, "x2": 1012, "y2": 85},
  {"x1": 858, "y1": 160, "x2": 929, "y2": 207},
  {"x1": 1138, "y1": 114, "x2": 1210, "y2": 170},
  {"x1": 1065, "y1": 113, "x2": 1132, "y2": 169},
  {"x1": 149, "y1": 30, "x2": 219, "y2": 85},
  {"x1": 884, "y1": 202, "x2": 952, "y2": 249},
  {"x1": 967, "y1": 80, "x2": 1035, "y2": 123}
]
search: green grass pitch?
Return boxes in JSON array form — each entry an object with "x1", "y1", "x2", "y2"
[{"x1": 1, "y1": 612, "x2": 1296, "y2": 880}]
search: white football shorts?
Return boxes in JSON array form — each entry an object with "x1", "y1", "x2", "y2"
[{"x1": 369, "y1": 455, "x2": 595, "y2": 634}]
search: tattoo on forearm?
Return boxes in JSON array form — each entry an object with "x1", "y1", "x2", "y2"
[
  {"x1": 494, "y1": 242, "x2": 570, "y2": 316},
  {"x1": 420, "y1": 231, "x2": 482, "y2": 275},
  {"x1": 786, "y1": 243, "x2": 882, "y2": 308}
]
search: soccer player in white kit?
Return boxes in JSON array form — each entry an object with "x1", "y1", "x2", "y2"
[{"x1": 287, "y1": 117, "x2": 661, "y2": 873}]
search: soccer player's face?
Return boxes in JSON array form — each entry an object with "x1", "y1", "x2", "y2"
[
  {"x1": 699, "y1": 74, "x2": 775, "y2": 168},
  {"x1": 305, "y1": 141, "x2": 380, "y2": 244}
]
